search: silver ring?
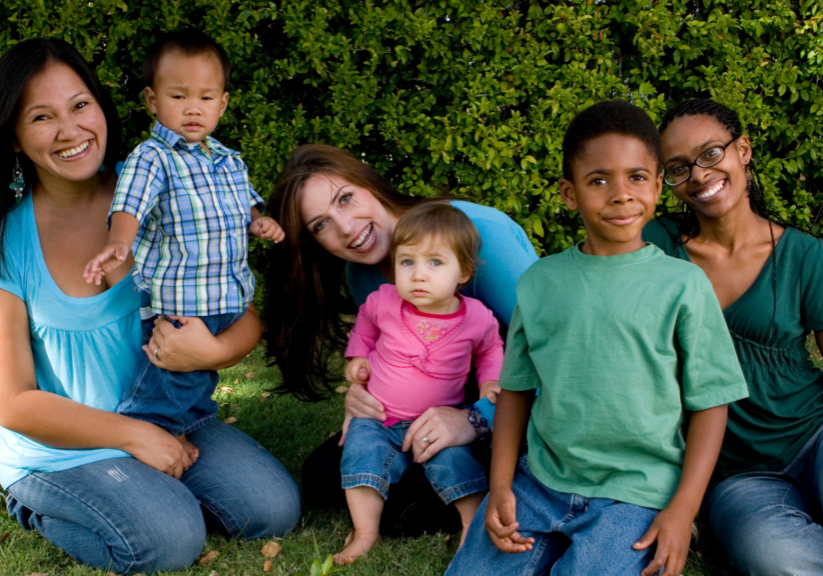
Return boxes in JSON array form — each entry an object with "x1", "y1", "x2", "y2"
[
  {"x1": 423, "y1": 435, "x2": 432, "y2": 446},
  {"x1": 153, "y1": 347, "x2": 160, "y2": 361}
]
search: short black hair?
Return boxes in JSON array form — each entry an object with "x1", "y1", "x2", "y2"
[
  {"x1": 143, "y1": 29, "x2": 231, "y2": 90},
  {"x1": 562, "y1": 100, "x2": 663, "y2": 180}
]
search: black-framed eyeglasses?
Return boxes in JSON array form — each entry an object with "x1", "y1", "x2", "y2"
[{"x1": 664, "y1": 137, "x2": 739, "y2": 186}]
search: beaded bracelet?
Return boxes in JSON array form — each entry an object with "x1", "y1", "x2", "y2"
[{"x1": 466, "y1": 404, "x2": 491, "y2": 441}]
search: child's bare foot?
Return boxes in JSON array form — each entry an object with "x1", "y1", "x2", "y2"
[
  {"x1": 175, "y1": 434, "x2": 199, "y2": 466},
  {"x1": 333, "y1": 530, "x2": 380, "y2": 565}
]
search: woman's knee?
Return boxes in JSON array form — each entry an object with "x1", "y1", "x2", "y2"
[{"x1": 117, "y1": 498, "x2": 206, "y2": 573}]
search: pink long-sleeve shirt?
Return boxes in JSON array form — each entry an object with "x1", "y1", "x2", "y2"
[{"x1": 345, "y1": 284, "x2": 504, "y2": 425}]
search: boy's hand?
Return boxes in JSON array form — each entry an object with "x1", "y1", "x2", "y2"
[
  {"x1": 344, "y1": 357, "x2": 370, "y2": 386},
  {"x1": 249, "y1": 216, "x2": 285, "y2": 243},
  {"x1": 479, "y1": 380, "x2": 501, "y2": 404},
  {"x1": 485, "y1": 487, "x2": 534, "y2": 553},
  {"x1": 83, "y1": 240, "x2": 130, "y2": 285},
  {"x1": 633, "y1": 503, "x2": 693, "y2": 576}
]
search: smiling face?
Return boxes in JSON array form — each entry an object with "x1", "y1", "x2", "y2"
[
  {"x1": 299, "y1": 173, "x2": 399, "y2": 265},
  {"x1": 13, "y1": 63, "x2": 108, "y2": 186},
  {"x1": 394, "y1": 236, "x2": 469, "y2": 314},
  {"x1": 661, "y1": 115, "x2": 752, "y2": 221},
  {"x1": 144, "y1": 50, "x2": 228, "y2": 143},
  {"x1": 559, "y1": 133, "x2": 662, "y2": 256}
]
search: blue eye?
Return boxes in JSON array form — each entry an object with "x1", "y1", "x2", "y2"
[
  {"x1": 340, "y1": 193, "x2": 352, "y2": 205},
  {"x1": 431, "y1": 259, "x2": 442, "y2": 266},
  {"x1": 313, "y1": 221, "x2": 326, "y2": 233},
  {"x1": 400, "y1": 259, "x2": 413, "y2": 266}
]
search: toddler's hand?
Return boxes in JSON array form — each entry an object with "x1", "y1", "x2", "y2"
[
  {"x1": 633, "y1": 502, "x2": 693, "y2": 576},
  {"x1": 485, "y1": 487, "x2": 534, "y2": 554},
  {"x1": 83, "y1": 240, "x2": 130, "y2": 285},
  {"x1": 249, "y1": 216, "x2": 285, "y2": 243},
  {"x1": 344, "y1": 357, "x2": 371, "y2": 386},
  {"x1": 479, "y1": 380, "x2": 501, "y2": 404}
]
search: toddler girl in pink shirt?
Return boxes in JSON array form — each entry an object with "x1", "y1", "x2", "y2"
[{"x1": 335, "y1": 203, "x2": 504, "y2": 564}]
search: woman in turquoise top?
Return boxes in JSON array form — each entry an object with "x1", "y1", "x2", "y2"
[
  {"x1": 0, "y1": 38, "x2": 299, "y2": 573},
  {"x1": 643, "y1": 99, "x2": 823, "y2": 576},
  {"x1": 264, "y1": 144, "x2": 538, "y2": 535}
]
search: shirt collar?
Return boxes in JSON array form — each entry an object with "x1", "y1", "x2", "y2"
[{"x1": 150, "y1": 121, "x2": 237, "y2": 157}]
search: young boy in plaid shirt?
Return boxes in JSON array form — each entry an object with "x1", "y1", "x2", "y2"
[{"x1": 84, "y1": 29, "x2": 282, "y2": 461}]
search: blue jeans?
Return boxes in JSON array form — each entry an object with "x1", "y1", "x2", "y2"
[
  {"x1": 341, "y1": 418, "x2": 487, "y2": 504},
  {"x1": 446, "y1": 456, "x2": 659, "y2": 576},
  {"x1": 5, "y1": 420, "x2": 300, "y2": 574},
  {"x1": 707, "y1": 423, "x2": 823, "y2": 576},
  {"x1": 117, "y1": 291, "x2": 243, "y2": 435}
]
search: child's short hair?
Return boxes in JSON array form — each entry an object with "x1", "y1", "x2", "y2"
[
  {"x1": 143, "y1": 29, "x2": 231, "y2": 90},
  {"x1": 391, "y1": 203, "x2": 481, "y2": 288},
  {"x1": 562, "y1": 100, "x2": 663, "y2": 180}
]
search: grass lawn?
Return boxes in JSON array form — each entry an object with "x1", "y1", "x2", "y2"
[{"x1": 0, "y1": 346, "x2": 753, "y2": 576}]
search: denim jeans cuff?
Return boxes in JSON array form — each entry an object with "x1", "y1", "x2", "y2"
[
  {"x1": 341, "y1": 473, "x2": 390, "y2": 500},
  {"x1": 437, "y1": 478, "x2": 488, "y2": 504},
  {"x1": 172, "y1": 414, "x2": 216, "y2": 437}
]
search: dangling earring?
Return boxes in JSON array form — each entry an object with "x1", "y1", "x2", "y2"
[{"x1": 10, "y1": 155, "x2": 24, "y2": 200}]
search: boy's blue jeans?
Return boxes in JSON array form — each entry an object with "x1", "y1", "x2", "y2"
[
  {"x1": 341, "y1": 417, "x2": 487, "y2": 504},
  {"x1": 5, "y1": 420, "x2": 301, "y2": 574},
  {"x1": 446, "y1": 455, "x2": 659, "y2": 576},
  {"x1": 706, "y1": 422, "x2": 823, "y2": 576},
  {"x1": 117, "y1": 291, "x2": 243, "y2": 435}
]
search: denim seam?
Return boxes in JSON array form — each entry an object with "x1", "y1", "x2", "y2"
[
  {"x1": 116, "y1": 356, "x2": 154, "y2": 414},
  {"x1": 436, "y1": 478, "x2": 487, "y2": 504},
  {"x1": 175, "y1": 413, "x2": 217, "y2": 437},
  {"x1": 9, "y1": 472, "x2": 138, "y2": 573},
  {"x1": 341, "y1": 473, "x2": 390, "y2": 499},
  {"x1": 525, "y1": 532, "x2": 550, "y2": 576}
]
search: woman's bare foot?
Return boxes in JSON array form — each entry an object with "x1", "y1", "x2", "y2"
[
  {"x1": 333, "y1": 530, "x2": 380, "y2": 565},
  {"x1": 175, "y1": 434, "x2": 199, "y2": 465}
]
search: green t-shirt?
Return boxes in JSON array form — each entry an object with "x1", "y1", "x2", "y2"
[
  {"x1": 644, "y1": 217, "x2": 823, "y2": 479},
  {"x1": 502, "y1": 243, "x2": 749, "y2": 510}
]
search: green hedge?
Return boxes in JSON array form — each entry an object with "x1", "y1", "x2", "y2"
[{"x1": 2, "y1": 0, "x2": 822, "y2": 253}]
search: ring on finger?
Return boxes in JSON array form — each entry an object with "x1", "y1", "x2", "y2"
[
  {"x1": 423, "y1": 435, "x2": 432, "y2": 446},
  {"x1": 154, "y1": 347, "x2": 160, "y2": 361}
]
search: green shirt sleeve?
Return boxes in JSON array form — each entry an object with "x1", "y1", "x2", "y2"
[
  {"x1": 500, "y1": 304, "x2": 542, "y2": 391},
  {"x1": 678, "y1": 272, "x2": 750, "y2": 411},
  {"x1": 800, "y1": 237, "x2": 823, "y2": 332}
]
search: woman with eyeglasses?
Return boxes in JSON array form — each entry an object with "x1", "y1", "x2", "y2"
[{"x1": 643, "y1": 98, "x2": 823, "y2": 576}]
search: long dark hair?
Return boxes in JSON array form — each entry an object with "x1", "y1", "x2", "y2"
[
  {"x1": 264, "y1": 144, "x2": 427, "y2": 401},
  {"x1": 658, "y1": 98, "x2": 772, "y2": 240},
  {"x1": 0, "y1": 37, "x2": 122, "y2": 274}
]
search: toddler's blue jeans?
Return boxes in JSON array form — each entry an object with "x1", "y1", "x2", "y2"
[
  {"x1": 117, "y1": 291, "x2": 243, "y2": 435},
  {"x1": 446, "y1": 455, "x2": 660, "y2": 576},
  {"x1": 341, "y1": 417, "x2": 487, "y2": 504},
  {"x1": 707, "y1": 422, "x2": 823, "y2": 576}
]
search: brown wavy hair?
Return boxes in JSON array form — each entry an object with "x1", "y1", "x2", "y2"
[{"x1": 264, "y1": 144, "x2": 429, "y2": 401}]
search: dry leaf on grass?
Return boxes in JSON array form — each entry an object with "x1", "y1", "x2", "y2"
[
  {"x1": 263, "y1": 560, "x2": 273, "y2": 572},
  {"x1": 245, "y1": 372, "x2": 257, "y2": 379},
  {"x1": 334, "y1": 386, "x2": 349, "y2": 394},
  {"x1": 234, "y1": 379, "x2": 239, "y2": 384},
  {"x1": 198, "y1": 550, "x2": 220, "y2": 565},
  {"x1": 224, "y1": 417, "x2": 237, "y2": 424},
  {"x1": 209, "y1": 572, "x2": 217, "y2": 576},
  {"x1": 219, "y1": 386, "x2": 235, "y2": 393},
  {"x1": 260, "y1": 540, "x2": 281, "y2": 558},
  {"x1": 0, "y1": 531, "x2": 10, "y2": 543},
  {"x1": 444, "y1": 534, "x2": 451, "y2": 543},
  {"x1": 26, "y1": 573, "x2": 48, "y2": 576}
]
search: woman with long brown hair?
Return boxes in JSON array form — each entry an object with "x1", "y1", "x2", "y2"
[{"x1": 265, "y1": 144, "x2": 538, "y2": 534}]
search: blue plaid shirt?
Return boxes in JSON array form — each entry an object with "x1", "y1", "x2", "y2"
[{"x1": 111, "y1": 122, "x2": 264, "y2": 317}]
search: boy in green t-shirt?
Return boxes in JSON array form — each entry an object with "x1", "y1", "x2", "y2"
[{"x1": 446, "y1": 101, "x2": 749, "y2": 576}]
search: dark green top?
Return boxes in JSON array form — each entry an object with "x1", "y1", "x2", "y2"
[{"x1": 643, "y1": 217, "x2": 823, "y2": 479}]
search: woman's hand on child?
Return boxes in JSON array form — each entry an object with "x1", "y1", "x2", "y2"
[
  {"x1": 83, "y1": 240, "x2": 130, "y2": 285},
  {"x1": 249, "y1": 216, "x2": 285, "y2": 243},
  {"x1": 344, "y1": 357, "x2": 371, "y2": 385},
  {"x1": 339, "y1": 381, "x2": 385, "y2": 446},
  {"x1": 633, "y1": 502, "x2": 693, "y2": 576},
  {"x1": 485, "y1": 487, "x2": 534, "y2": 553},
  {"x1": 480, "y1": 380, "x2": 501, "y2": 404},
  {"x1": 402, "y1": 406, "x2": 477, "y2": 463},
  {"x1": 143, "y1": 315, "x2": 215, "y2": 372}
]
